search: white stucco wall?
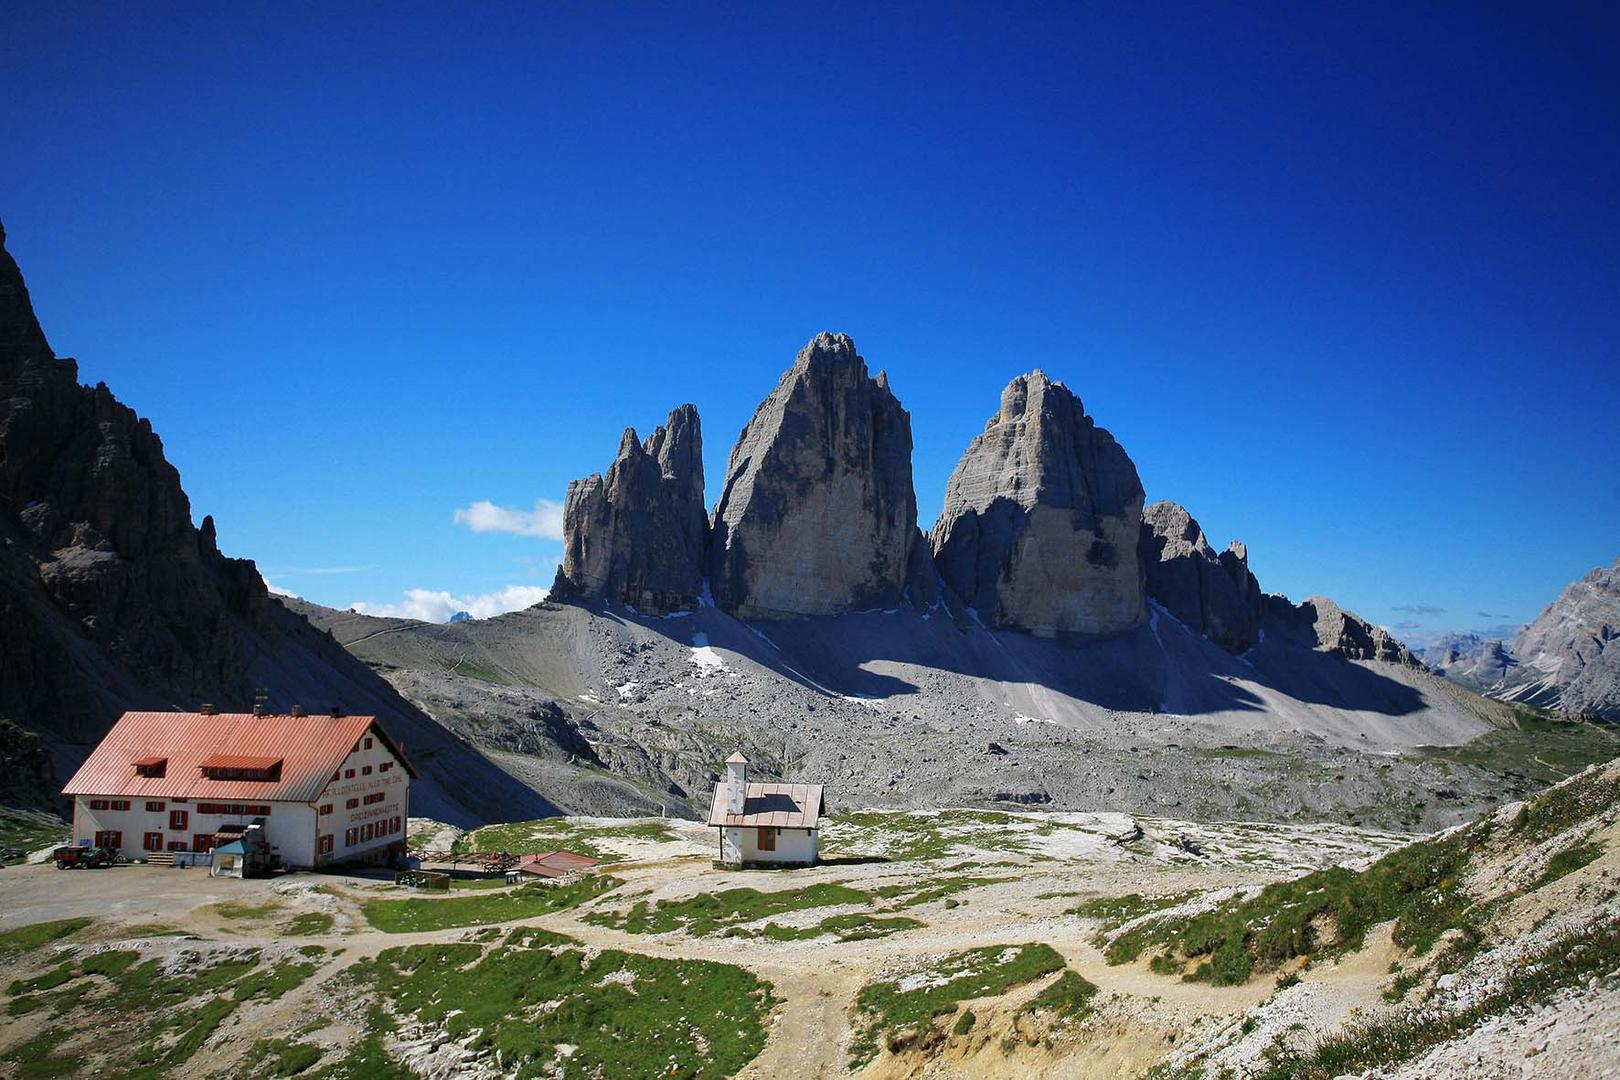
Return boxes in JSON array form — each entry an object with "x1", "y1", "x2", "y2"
[
  {"x1": 718, "y1": 825, "x2": 818, "y2": 865},
  {"x1": 72, "y1": 796, "x2": 316, "y2": 867},
  {"x1": 312, "y1": 733, "x2": 410, "y2": 866}
]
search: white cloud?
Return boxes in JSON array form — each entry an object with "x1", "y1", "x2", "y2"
[
  {"x1": 351, "y1": 584, "x2": 550, "y2": 623},
  {"x1": 262, "y1": 575, "x2": 298, "y2": 598},
  {"x1": 453, "y1": 498, "x2": 565, "y2": 539}
]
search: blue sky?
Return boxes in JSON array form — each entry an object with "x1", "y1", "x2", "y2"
[{"x1": 4, "y1": 5, "x2": 1616, "y2": 638}]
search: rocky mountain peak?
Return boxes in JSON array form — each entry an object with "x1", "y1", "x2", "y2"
[
  {"x1": 708, "y1": 333, "x2": 918, "y2": 620},
  {"x1": 1139, "y1": 500, "x2": 1262, "y2": 653},
  {"x1": 552, "y1": 403, "x2": 707, "y2": 614},
  {"x1": 930, "y1": 370, "x2": 1146, "y2": 635}
]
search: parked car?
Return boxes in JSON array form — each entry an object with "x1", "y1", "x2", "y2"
[{"x1": 53, "y1": 845, "x2": 118, "y2": 869}]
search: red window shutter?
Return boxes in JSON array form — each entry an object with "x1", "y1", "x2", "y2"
[
  {"x1": 170, "y1": 810, "x2": 188, "y2": 830},
  {"x1": 168, "y1": 840, "x2": 187, "y2": 852}
]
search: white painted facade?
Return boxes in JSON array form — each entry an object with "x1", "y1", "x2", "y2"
[
  {"x1": 70, "y1": 730, "x2": 409, "y2": 869},
  {"x1": 718, "y1": 824, "x2": 820, "y2": 866}
]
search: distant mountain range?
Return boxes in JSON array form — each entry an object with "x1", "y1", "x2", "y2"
[{"x1": 1423, "y1": 560, "x2": 1620, "y2": 722}]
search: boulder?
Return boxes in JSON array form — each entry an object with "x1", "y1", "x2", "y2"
[
  {"x1": 1140, "y1": 500, "x2": 1262, "y2": 652},
  {"x1": 930, "y1": 371, "x2": 1145, "y2": 635},
  {"x1": 708, "y1": 333, "x2": 919, "y2": 619},
  {"x1": 552, "y1": 404, "x2": 706, "y2": 614}
]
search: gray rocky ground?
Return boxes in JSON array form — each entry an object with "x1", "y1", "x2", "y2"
[{"x1": 287, "y1": 591, "x2": 1610, "y2": 832}]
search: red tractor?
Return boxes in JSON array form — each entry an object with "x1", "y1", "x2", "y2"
[{"x1": 53, "y1": 845, "x2": 118, "y2": 869}]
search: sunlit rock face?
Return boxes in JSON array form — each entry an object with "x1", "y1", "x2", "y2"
[
  {"x1": 708, "y1": 333, "x2": 919, "y2": 620},
  {"x1": 931, "y1": 371, "x2": 1146, "y2": 636}
]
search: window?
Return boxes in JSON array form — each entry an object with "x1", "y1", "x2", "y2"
[
  {"x1": 363, "y1": 823, "x2": 374, "y2": 841},
  {"x1": 345, "y1": 828, "x2": 356, "y2": 846},
  {"x1": 145, "y1": 801, "x2": 165, "y2": 812},
  {"x1": 319, "y1": 804, "x2": 333, "y2": 816},
  {"x1": 143, "y1": 832, "x2": 163, "y2": 851},
  {"x1": 361, "y1": 766, "x2": 372, "y2": 776},
  {"x1": 134, "y1": 757, "x2": 167, "y2": 778},
  {"x1": 109, "y1": 800, "x2": 131, "y2": 811},
  {"x1": 344, "y1": 769, "x2": 355, "y2": 779},
  {"x1": 391, "y1": 816, "x2": 401, "y2": 834},
  {"x1": 380, "y1": 762, "x2": 393, "y2": 773},
  {"x1": 318, "y1": 835, "x2": 334, "y2": 855},
  {"x1": 169, "y1": 810, "x2": 189, "y2": 831},
  {"x1": 364, "y1": 737, "x2": 373, "y2": 750},
  {"x1": 89, "y1": 799, "x2": 109, "y2": 811},
  {"x1": 331, "y1": 771, "x2": 340, "y2": 783},
  {"x1": 363, "y1": 792, "x2": 384, "y2": 806},
  {"x1": 757, "y1": 827, "x2": 776, "y2": 852},
  {"x1": 193, "y1": 834, "x2": 216, "y2": 853},
  {"x1": 167, "y1": 841, "x2": 188, "y2": 853},
  {"x1": 94, "y1": 830, "x2": 122, "y2": 850},
  {"x1": 345, "y1": 798, "x2": 359, "y2": 810}
]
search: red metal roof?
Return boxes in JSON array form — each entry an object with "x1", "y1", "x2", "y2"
[
  {"x1": 707, "y1": 783, "x2": 825, "y2": 829},
  {"x1": 199, "y1": 754, "x2": 283, "y2": 771},
  {"x1": 131, "y1": 756, "x2": 167, "y2": 767},
  {"x1": 514, "y1": 850, "x2": 601, "y2": 877},
  {"x1": 63, "y1": 712, "x2": 418, "y2": 804}
]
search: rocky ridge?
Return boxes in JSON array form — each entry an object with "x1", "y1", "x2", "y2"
[
  {"x1": 551, "y1": 403, "x2": 706, "y2": 614},
  {"x1": 0, "y1": 222, "x2": 548, "y2": 821},
  {"x1": 1139, "y1": 500, "x2": 1263, "y2": 653},
  {"x1": 1501, "y1": 557, "x2": 1620, "y2": 720}
]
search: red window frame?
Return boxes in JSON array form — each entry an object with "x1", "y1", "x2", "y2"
[
  {"x1": 143, "y1": 832, "x2": 163, "y2": 851},
  {"x1": 345, "y1": 798, "x2": 359, "y2": 810},
  {"x1": 319, "y1": 804, "x2": 333, "y2": 816},
  {"x1": 169, "y1": 809, "x2": 189, "y2": 831},
  {"x1": 145, "y1": 801, "x2": 165, "y2": 812},
  {"x1": 94, "y1": 830, "x2": 122, "y2": 849},
  {"x1": 380, "y1": 762, "x2": 393, "y2": 773},
  {"x1": 364, "y1": 737, "x2": 373, "y2": 750},
  {"x1": 167, "y1": 840, "x2": 188, "y2": 853},
  {"x1": 110, "y1": 800, "x2": 130, "y2": 811},
  {"x1": 89, "y1": 799, "x2": 109, "y2": 811},
  {"x1": 192, "y1": 833, "x2": 216, "y2": 853},
  {"x1": 344, "y1": 769, "x2": 355, "y2": 779},
  {"x1": 345, "y1": 828, "x2": 355, "y2": 846},
  {"x1": 318, "y1": 834, "x2": 334, "y2": 855}
]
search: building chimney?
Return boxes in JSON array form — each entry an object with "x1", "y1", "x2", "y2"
[
  {"x1": 199, "y1": 703, "x2": 215, "y2": 716},
  {"x1": 290, "y1": 704, "x2": 304, "y2": 717},
  {"x1": 725, "y1": 752, "x2": 748, "y2": 815}
]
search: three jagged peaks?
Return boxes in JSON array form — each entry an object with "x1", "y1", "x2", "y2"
[{"x1": 553, "y1": 332, "x2": 1413, "y2": 663}]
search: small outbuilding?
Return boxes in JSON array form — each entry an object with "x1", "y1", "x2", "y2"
[{"x1": 707, "y1": 752, "x2": 824, "y2": 867}]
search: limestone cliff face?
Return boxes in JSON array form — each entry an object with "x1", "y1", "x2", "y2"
[
  {"x1": 1140, "y1": 500, "x2": 1262, "y2": 653},
  {"x1": 708, "y1": 333, "x2": 918, "y2": 620},
  {"x1": 930, "y1": 371, "x2": 1146, "y2": 635},
  {"x1": 552, "y1": 404, "x2": 707, "y2": 614},
  {"x1": 1260, "y1": 594, "x2": 1418, "y2": 665},
  {"x1": 1505, "y1": 557, "x2": 1620, "y2": 720}
]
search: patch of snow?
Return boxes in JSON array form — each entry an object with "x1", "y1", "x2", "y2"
[
  {"x1": 615, "y1": 681, "x2": 639, "y2": 699},
  {"x1": 689, "y1": 632, "x2": 729, "y2": 677}
]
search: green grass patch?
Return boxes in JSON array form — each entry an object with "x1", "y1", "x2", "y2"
[
  {"x1": 584, "y1": 881, "x2": 868, "y2": 937},
  {"x1": 349, "y1": 932, "x2": 775, "y2": 1077},
  {"x1": 750, "y1": 913, "x2": 922, "y2": 942},
  {"x1": 952, "y1": 1009, "x2": 976, "y2": 1035},
  {"x1": 282, "y1": 913, "x2": 336, "y2": 936},
  {"x1": 848, "y1": 944, "x2": 1066, "y2": 1068},
  {"x1": 1534, "y1": 840, "x2": 1604, "y2": 889},
  {"x1": 1105, "y1": 820, "x2": 1490, "y2": 984},
  {"x1": 873, "y1": 875, "x2": 1010, "y2": 908},
  {"x1": 1416, "y1": 712, "x2": 1620, "y2": 787},
  {"x1": 1069, "y1": 892, "x2": 1198, "y2": 930},
  {"x1": 362, "y1": 874, "x2": 619, "y2": 933},
  {"x1": 1253, "y1": 912, "x2": 1620, "y2": 1080},
  {"x1": 462, "y1": 817, "x2": 676, "y2": 863},
  {"x1": 1023, "y1": 969, "x2": 1099, "y2": 1019},
  {"x1": 0, "y1": 946, "x2": 319, "y2": 1079},
  {"x1": 245, "y1": 1038, "x2": 324, "y2": 1076},
  {"x1": 214, "y1": 899, "x2": 283, "y2": 921},
  {"x1": 0, "y1": 917, "x2": 92, "y2": 954}
]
